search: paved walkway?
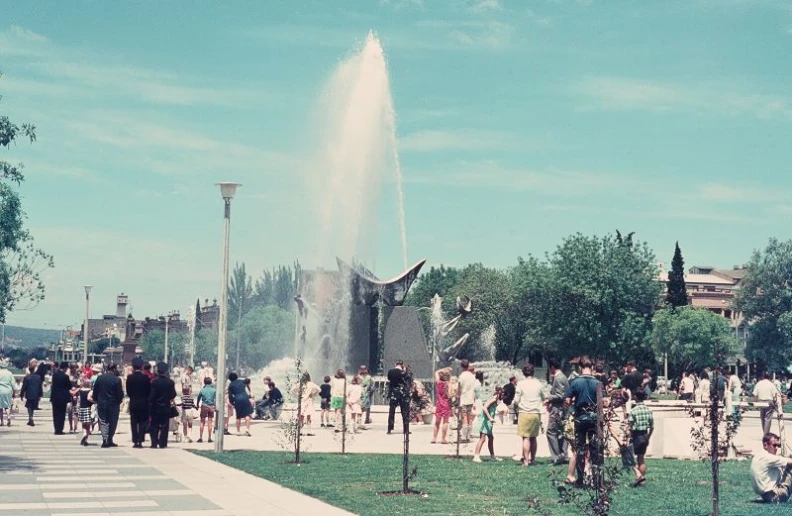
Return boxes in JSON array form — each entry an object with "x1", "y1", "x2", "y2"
[{"x1": 0, "y1": 405, "x2": 353, "y2": 516}]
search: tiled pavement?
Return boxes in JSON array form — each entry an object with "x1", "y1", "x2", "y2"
[{"x1": 0, "y1": 406, "x2": 353, "y2": 516}]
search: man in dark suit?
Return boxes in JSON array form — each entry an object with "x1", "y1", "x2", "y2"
[
  {"x1": 149, "y1": 362, "x2": 177, "y2": 449},
  {"x1": 386, "y1": 360, "x2": 410, "y2": 435},
  {"x1": 50, "y1": 361, "x2": 73, "y2": 435},
  {"x1": 92, "y1": 363, "x2": 124, "y2": 448},
  {"x1": 125, "y1": 358, "x2": 151, "y2": 448}
]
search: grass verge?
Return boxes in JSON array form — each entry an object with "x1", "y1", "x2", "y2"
[{"x1": 193, "y1": 451, "x2": 788, "y2": 515}]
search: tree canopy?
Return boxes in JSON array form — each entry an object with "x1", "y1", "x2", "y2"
[
  {"x1": 666, "y1": 242, "x2": 688, "y2": 307},
  {"x1": 733, "y1": 238, "x2": 792, "y2": 370}
]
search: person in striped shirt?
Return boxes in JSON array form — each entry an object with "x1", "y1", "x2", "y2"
[
  {"x1": 627, "y1": 390, "x2": 654, "y2": 487},
  {"x1": 179, "y1": 386, "x2": 197, "y2": 443}
]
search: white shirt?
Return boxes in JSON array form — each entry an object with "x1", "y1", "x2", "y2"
[
  {"x1": 513, "y1": 377, "x2": 545, "y2": 414},
  {"x1": 697, "y1": 378, "x2": 711, "y2": 402},
  {"x1": 751, "y1": 449, "x2": 790, "y2": 495},
  {"x1": 458, "y1": 371, "x2": 477, "y2": 406},
  {"x1": 681, "y1": 377, "x2": 694, "y2": 393},
  {"x1": 753, "y1": 379, "x2": 779, "y2": 402},
  {"x1": 728, "y1": 375, "x2": 742, "y2": 396}
]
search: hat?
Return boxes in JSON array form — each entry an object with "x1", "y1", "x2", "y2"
[
  {"x1": 0, "y1": 359, "x2": 9, "y2": 368},
  {"x1": 91, "y1": 363, "x2": 103, "y2": 373}
]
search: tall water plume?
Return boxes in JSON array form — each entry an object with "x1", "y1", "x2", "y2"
[{"x1": 311, "y1": 31, "x2": 408, "y2": 269}]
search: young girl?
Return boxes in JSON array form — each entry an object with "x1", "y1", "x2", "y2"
[
  {"x1": 346, "y1": 375, "x2": 363, "y2": 434},
  {"x1": 330, "y1": 370, "x2": 346, "y2": 432},
  {"x1": 291, "y1": 372, "x2": 320, "y2": 436},
  {"x1": 432, "y1": 368, "x2": 452, "y2": 444},
  {"x1": 472, "y1": 386, "x2": 503, "y2": 463},
  {"x1": 319, "y1": 376, "x2": 332, "y2": 428},
  {"x1": 77, "y1": 378, "x2": 93, "y2": 446}
]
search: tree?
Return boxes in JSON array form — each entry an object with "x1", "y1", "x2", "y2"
[
  {"x1": 733, "y1": 238, "x2": 792, "y2": 370},
  {"x1": 230, "y1": 305, "x2": 295, "y2": 370},
  {"x1": 194, "y1": 298, "x2": 202, "y2": 329},
  {"x1": 523, "y1": 232, "x2": 662, "y2": 366},
  {"x1": 194, "y1": 328, "x2": 218, "y2": 365},
  {"x1": 228, "y1": 262, "x2": 254, "y2": 329},
  {"x1": 404, "y1": 265, "x2": 460, "y2": 308},
  {"x1": 651, "y1": 306, "x2": 738, "y2": 378},
  {"x1": 138, "y1": 329, "x2": 187, "y2": 364},
  {"x1": 0, "y1": 73, "x2": 49, "y2": 323},
  {"x1": 666, "y1": 242, "x2": 688, "y2": 307},
  {"x1": 89, "y1": 336, "x2": 119, "y2": 355}
]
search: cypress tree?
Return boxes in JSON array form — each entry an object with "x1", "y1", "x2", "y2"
[{"x1": 666, "y1": 242, "x2": 688, "y2": 307}]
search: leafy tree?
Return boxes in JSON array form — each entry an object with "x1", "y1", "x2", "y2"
[
  {"x1": 254, "y1": 269, "x2": 274, "y2": 306},
  {"x1": 651, "y1": 306, "x2": 738, "y2": 378},
  {"x1": 194, "y1": 298, "x2": 202, "y2": 329},
  {"x1": 229, "y1": 304, "x2": 295, "y2": 370},
  {"x1": 733, "y1": 238, "x2": 792, "y2": 370},
  {"x1": 254, "y1": 262, "x2": 301, "y2": 310},
  {"x1": 138, "y1": 329, "x2": 187, "y2": 364},
  {"x1": 194, "y1": 328, "x2": 218, "y2": 365},
  {"x1": 89, "y1": 337, "x2": 119, "y2": 355},
  {"x1": 228, "y1": 262, "x2": 254, "y2": 329},
  {"x1": 446, "y1": 264, "x2": 512, "y2": 361},
  {"x1": 523, "y1": 232, "x2": 662, "y2": 366},
  {"x1": 405, "y1": 265, "x2": 460, "y2": 308},
  {"x1": 666, "y1": 242, "x2": 688, "y2": 307},
  {"x1": 0, "y1": 72, "x2": 50, "y2": 323}
]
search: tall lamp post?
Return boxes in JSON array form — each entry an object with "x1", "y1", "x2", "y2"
[
  {"x1": 83, "y1": 286, "x2": 92, "y2": 364},
  {"x1": 164, "y1": 314, "x2": 170, "y2": 364},
  {"x1": 215, "y1": 182, "x2": 240, "y2": 453}
]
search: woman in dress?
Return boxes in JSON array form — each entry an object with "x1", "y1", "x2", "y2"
[
  {"x1": 472, "y1": 386, "x2": 503, "y2": 462},
  {"x1": 432, "y1": 368, "x2": 452, "y2": 444},
  {"x1": 0, "y1": 359, "x2": 16, "y2": 426},
  {"x1": 228, "y1": 372, "x2": 253, "y2": 436}
]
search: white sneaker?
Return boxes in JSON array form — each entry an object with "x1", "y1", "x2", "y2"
[{"x1": 472, "y1": 455, "x2": 482, "y2": 463}]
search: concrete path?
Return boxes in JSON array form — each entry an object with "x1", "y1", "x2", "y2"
[{"x1": 0, "y1": 405, "x2": 353, "y2": 516}]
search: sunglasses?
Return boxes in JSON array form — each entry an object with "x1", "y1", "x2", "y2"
[{"x1": 768, "y1": 443, "x2": 781, "y2": 449}]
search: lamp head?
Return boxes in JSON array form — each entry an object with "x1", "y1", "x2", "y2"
[
  {"x1": 84, "y1": 286, "x2": 93, "y2": 294},
  {"x1": 216, "y1": 182, "x2": 241, "y2": 201}
]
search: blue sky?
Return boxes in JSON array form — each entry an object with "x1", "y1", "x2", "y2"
[{"x1": 2, "y1": 0, "x2": 792, "y2": 329}]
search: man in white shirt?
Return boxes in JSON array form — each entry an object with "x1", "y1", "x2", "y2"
[
  {"x1": 457, "y1": 359, "x2": 477, "y2": 443},
  {"x1": 754, "y1": 372, "x2": 780, "y2": 436},
  {"x1": 513, "y1": 364, "x2": 545, "y2": 466},
  {"x1": 751, "y1": 432, "x2": 792, "y2": 503}
]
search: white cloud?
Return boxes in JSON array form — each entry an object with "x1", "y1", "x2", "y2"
[
  {"x1": 575, "y1": 75, "x2": 792, "y2": 120},
  {"x1": 9, "y1": 25, "x2": 48, "y2": 43},
  {"x1": 466, "y1": 0, "x2": 503, "y2": 13},
  {"x1": 446, "y1": 20, "x2": 515, "y2": 49},
  {"x1": 399, "y1": 129, "x2": 534, "y2": 152}
]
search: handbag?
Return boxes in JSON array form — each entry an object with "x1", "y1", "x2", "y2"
[
  {"x1": 168, "y1": 404, "x2": 179, "y2": 419},
  {"x1": 619, "y1": 443, "x2": 636, "y2": 468}
]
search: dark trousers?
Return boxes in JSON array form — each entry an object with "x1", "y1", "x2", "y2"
[
  {"x1": 151, "y1": 408, "x2": 170, "y2": 448},
  {"x1": 574, "y1": 419, "x2": 603, "y2": 483},
  {"x1": 387, "y1": 397, "x2": 410, "y2": 433},
  {"x1": 129, "y1": 407, "x2": 149, "y2": 445},
  {"x1": 52, "y1": 402, "x2": 68, "y2": 434},
  {"x1": 97, "y1": 404, "x2": 120, "y2": 444},
  {"x1": 546, "y1": 405, "x2": 568, "y2": 462}
]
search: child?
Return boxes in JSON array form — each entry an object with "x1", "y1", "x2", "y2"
[
  {"x1": 346, "y1": 376, "x2": 363, "y2": 434},
  {"x1": 473, "y1": 386, "x2": 503, "y2": 463},
  {"x1": 77, "y1": 378, "x2": 93, "y2": 446},
  {"x1": 291, "y1": 372, "x2": 320, "y2": 436},
  {"x1": 196, "y1": 377, "x2": 216, "y2": 444},
  {"x1": 331, "y1": 370, "x2": 346, "y2": 431},
  {"x1": 627, "y1": 390, "x2": 654, "y2": 487},
  {"x1": 320, "y1": 376, "x2": 332, "y2": 427},
  {"x1": 179, "y1": 386, "x2": 196, "y2": 443}
]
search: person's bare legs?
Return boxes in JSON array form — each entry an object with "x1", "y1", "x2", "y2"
[
  {"x1": 432, "y1": 416, "x2": 441, "y2": 442},
  {"x1": 529, "y1": 436, "x2": 538, "y2": 464},
  {"x1": 487, "y1": 434, "x2": 495, "y2": 458},
  {"x1": 441, "y1": 418, "x2": 449, "y2": 443},
  {"x1": 199, "y1": 419, "x2": 205, "y2": 440},
  {"x1": 236, "y1": 417, "x2": 241, "y2": 434},
  {"x1": 633, "y1": 454, "x2": 646, "y2": 480},
  {"x1": 473, "y1": 433, "x2": 487, "y2": 460},
  {"x1": 207, "y1": 416, "x2": 214, "y2": 441},
  {"x1": 245, "y1": 416, "x2": 251, "y2": 434},
  {"x1": 522, "y1": 437, "x2": 530, "y2": 465}
]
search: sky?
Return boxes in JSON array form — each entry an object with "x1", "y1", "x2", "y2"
[{"x1": 2, "y1": 0, "x2": 792, "y2": 329}]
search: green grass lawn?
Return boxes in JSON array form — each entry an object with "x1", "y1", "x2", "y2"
[{"x1": 193, "y1": 451, "x2": 788, "y2": 516}]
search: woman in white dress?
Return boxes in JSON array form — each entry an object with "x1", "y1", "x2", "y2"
[
  {"x1": 291, "y1": 372, "x2": 320, "y2": 436},
  {"x1": 0, "y1": 359, "x2": 16, "y2": 426}
]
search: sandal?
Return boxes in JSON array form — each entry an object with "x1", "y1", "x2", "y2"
[{"x1": 631, "y1": 476, "x2": 646, "y2": 487}]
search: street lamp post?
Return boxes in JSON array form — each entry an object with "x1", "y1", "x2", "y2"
[
  {"x1": 164, "y1": 314, "x2": 170, "y2": 364},
  {"x1": 83, "y1": 286, "x2": 92, "y2": 364},
  {"x1": 215, "y1": 182, "x2": 240, "y2": 453}
]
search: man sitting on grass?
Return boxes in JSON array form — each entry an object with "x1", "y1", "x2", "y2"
[{"x1": 751, "y1": 432, "x2": 792, "y2": 503}]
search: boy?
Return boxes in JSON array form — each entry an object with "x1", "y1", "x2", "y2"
[
  {"x1": 179, "y1": 386, "x2": 196, "y2": 443},
  {"x1": 320, "y1": 376, "x2": 332, "y2": 427},
  {"x1": 627, "y1": 390, "x2": 654, "y2": 487},
  {"x1": 195, "y1": 377, "x2": 216, "y2": 443}
]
